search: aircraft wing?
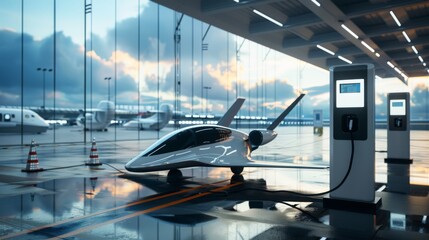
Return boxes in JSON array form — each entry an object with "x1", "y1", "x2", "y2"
[
  {"x1": 217, "y1": 159, "x2": 329, "y2": 170},
  {"x1": 267, "y1": 93, "x2": 305, "y2": 130},
  {"x1": 217, "y1": 98, "x2": 245, "y2": 127}
]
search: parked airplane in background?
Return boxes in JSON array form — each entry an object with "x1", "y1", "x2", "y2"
[
  {"x1": 76, "y1": 100, "x2": 115, "y2": 131},
  {"x1": 123, "y1": 104, "x2": 173, "y2": 131},
  {"x1": 0, "y1": 100, "x2": 171, "y2": 133},
  {"x1": 0, "y1": 108, "x2": 49, "y2": 134},
  {"x1": 125, "y1": 94, "x2": 328, "y2": 176}
]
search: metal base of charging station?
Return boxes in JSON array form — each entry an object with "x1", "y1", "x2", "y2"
[
  {"x1": 384, "y1": 158, "x2": 413, "y2": 194},
  {"x1": 323, "y1": 197, "x2": 382, "y2": 215}
]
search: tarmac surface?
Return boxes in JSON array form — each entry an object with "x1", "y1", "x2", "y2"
[{"x1": 0, "y1": 126, "x2": 428, "y2": 239}]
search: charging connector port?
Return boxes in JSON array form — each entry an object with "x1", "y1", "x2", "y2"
[{"x1": 342, "y1": 114, "x2": 358, "y2": 132}]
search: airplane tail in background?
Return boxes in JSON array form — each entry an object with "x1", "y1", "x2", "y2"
[
  {"x1": 152, "y1": 104, "x2": 173, "y2": 130},
  {"x1": 94, "y1": 101, "x2": 115, "y2": 126},
  {"x1": 77, "y1": 100, "x2": 115, "y2": 131}
]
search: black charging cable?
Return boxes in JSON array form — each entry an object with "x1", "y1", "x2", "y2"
[
  {"x1": 275, "y1": 132, "x2": 354, "y2": 197},
  {"x1": 228, "y1": 122, "x2": 356, "y2": 197}
]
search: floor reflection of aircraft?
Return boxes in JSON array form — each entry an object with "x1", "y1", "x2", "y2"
[
  {"x1": 122, "y1": 174, "x2": 317, "y2": 227},
  {"x1": 123, "y1": 104, "x2": 173, "y2": 131},
  {"x1": 0, "y1": 108, "x2": 49, "y2": 134},
  {"x1": 125, "y1": 94, "x2": 328, "y2": 176}
]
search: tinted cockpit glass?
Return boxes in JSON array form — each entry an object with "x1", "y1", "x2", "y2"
[
  {"x1": 143, "y1": 126, "x2": 233, "y2": 156},
  {"x1": 144, "y1": 129, "x2": 195, "y2": 156},
  {"x1": 194, "y1": 127, "x2": 232, "y2": 146}
]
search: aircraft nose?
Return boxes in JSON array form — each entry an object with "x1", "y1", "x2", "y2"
[
  {"x1": 125, "y1": 156, "x2": 143, "y2": 172},
  {"x1": 124, "y1": 161, "x2": 134, "y2": 171}
]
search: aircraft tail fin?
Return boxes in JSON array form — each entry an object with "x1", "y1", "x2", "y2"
[
  {"x1": 267, "y1": 93, "x2": 305, "y2": 131},
  {"x1": 217, "y1": 98, "x2": 245, "y2": 127},
  {"x1": 156, "y1": 104, "x2": 173, "y2": 130}
]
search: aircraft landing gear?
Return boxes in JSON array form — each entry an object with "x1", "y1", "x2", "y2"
[
  {"x1": 230, "y1": 174, "x2": 244, "y2": 184},
  {"x1": 167, "y1": 169, "x2": 183, "y2": 184},
  {"x1": 230, "y1": 167, "x2": 243, "y2": 175}
]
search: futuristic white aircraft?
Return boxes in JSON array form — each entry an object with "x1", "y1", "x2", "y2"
[
  {"x1": 0, "y1": 108, "x2": 49, "y2": 134},
  {"x1": 125, "y1": 94, "x2": 328, "y2": 176},
  {"x1": 123, "y1": 104, "x2": 173, "y2": 131}
]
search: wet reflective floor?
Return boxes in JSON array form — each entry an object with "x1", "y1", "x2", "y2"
[{"x1": 0, "y1": 126, "x2": 428, "y2": 239}]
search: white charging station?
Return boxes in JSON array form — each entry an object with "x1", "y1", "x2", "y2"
[
  {"x1": 324, "y1": 64, "x2": 381, "y2": 213},
  {"x1": 385, "y1": 92, "x2": 412, "y2": 193}
]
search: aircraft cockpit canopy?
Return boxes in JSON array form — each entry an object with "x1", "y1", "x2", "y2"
[{"x1": 144, "y1": 126, "x2": 232, "y2": 157}]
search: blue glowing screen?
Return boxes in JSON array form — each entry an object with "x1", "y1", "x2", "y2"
[
  {"x1": 340, "y1": 83, "x2": 360, "y2": 93},
  {"x1": 392, "y1": 102, "x2": 403, "y2": 107}
]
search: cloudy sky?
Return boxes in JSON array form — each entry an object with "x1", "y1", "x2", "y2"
[{"x1": 0, "y1": 0, "x2": 428, "y2": 120}]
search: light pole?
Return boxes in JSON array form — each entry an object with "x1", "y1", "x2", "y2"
[
  {"x1": 104, "y1": 77, "x2": 111, "y2": 101},
  {"x1": 37, "y1": 67, "x2": 53, "y2": 109},
  {"x1": 204, "y1": 86, "x2": 211, "y2": 115}
]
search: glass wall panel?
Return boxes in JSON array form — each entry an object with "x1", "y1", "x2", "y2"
[
  {"x1": 54, "y1": 0, "x2": 85, "y2": 144},
  {"x1": 0, "y1": 0, "x2": 22, "y2": 146},
  {"x1": 23, "y1": 0, "x2": 55, "y2": 145},
  {"x1": 0, "y1": 0, "x2": 427, "y2": 150}
]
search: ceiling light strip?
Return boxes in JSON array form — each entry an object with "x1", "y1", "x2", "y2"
[
  {"x1": 311, "y1": 0, "x2": 321, "y2": 7},
  {"x1": 387, "y1": 61, "x2": 395, "y2": 68},
  {"x1": 338, "y1": 55, "x2": 352, "y2": 64},
  {"x1": 418, "y1": 56, "x2": 424, "y2": 62},
  {"x1": 394, "y1": 67, "x2": 402, "y2": 74},
  {"x1": 402, "y1": 31, "x2": 411, "y2": 43},
  {"x1": 361, "y1": 41, "x2": 375, "y2": 53},
  {"x1": 375, "y1": 53, "x2": 380, "y2": 57},
  {"x1": 411, "y1": 46, "x2": 418, "y2": 54},
  {"x1": 341, "y1": 24, "x2": 359, "y2": 39},
  {"x1": 317, "y1": 44, "x2": 335, "y2": 55},
  {"x1": 424, "y1": 63, "x2": 427, "y2": 67},
  {"x1": 253, "y1": 9, "x2": 283, "y2": 27},
  {"x1": 389, "y1": 11, "x2": 401, "y2": 27}
]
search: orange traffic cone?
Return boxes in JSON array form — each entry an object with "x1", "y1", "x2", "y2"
[
  {"x1": 86, "y1": 138, "x2": 102, "y2": 166},
  {"x1": 22, "y1": 140, "x2": 44, "y2": 172}
]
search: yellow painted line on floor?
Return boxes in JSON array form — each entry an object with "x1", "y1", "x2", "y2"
[
  {"x1": 0, "y1": 178, "x2": 230, "y2": 240},
  {"x1": 48, "y1": 181, "x2": 243, "y2": 240}
]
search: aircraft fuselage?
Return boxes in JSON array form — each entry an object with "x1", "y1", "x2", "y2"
[{"x1": 125, "y1": 125, "x2": 252, "y2": 172}]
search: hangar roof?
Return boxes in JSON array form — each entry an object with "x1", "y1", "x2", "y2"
[{"x1": 153, "y1": 0, "x2": 429, "y2": 83}]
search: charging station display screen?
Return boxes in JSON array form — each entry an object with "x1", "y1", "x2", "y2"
[
  {"x1": 336, "y1": 79, "x2": 365, "y2": 108},
  {"x1": 390, "y1": 99, "x2": 406, "y2": 115},
  {"x1": 340, "y1": 83, "x2": 360, "y2": 93},
  {"x1": 392, "y1": 102, "x2": 403, "y2": 107}
]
